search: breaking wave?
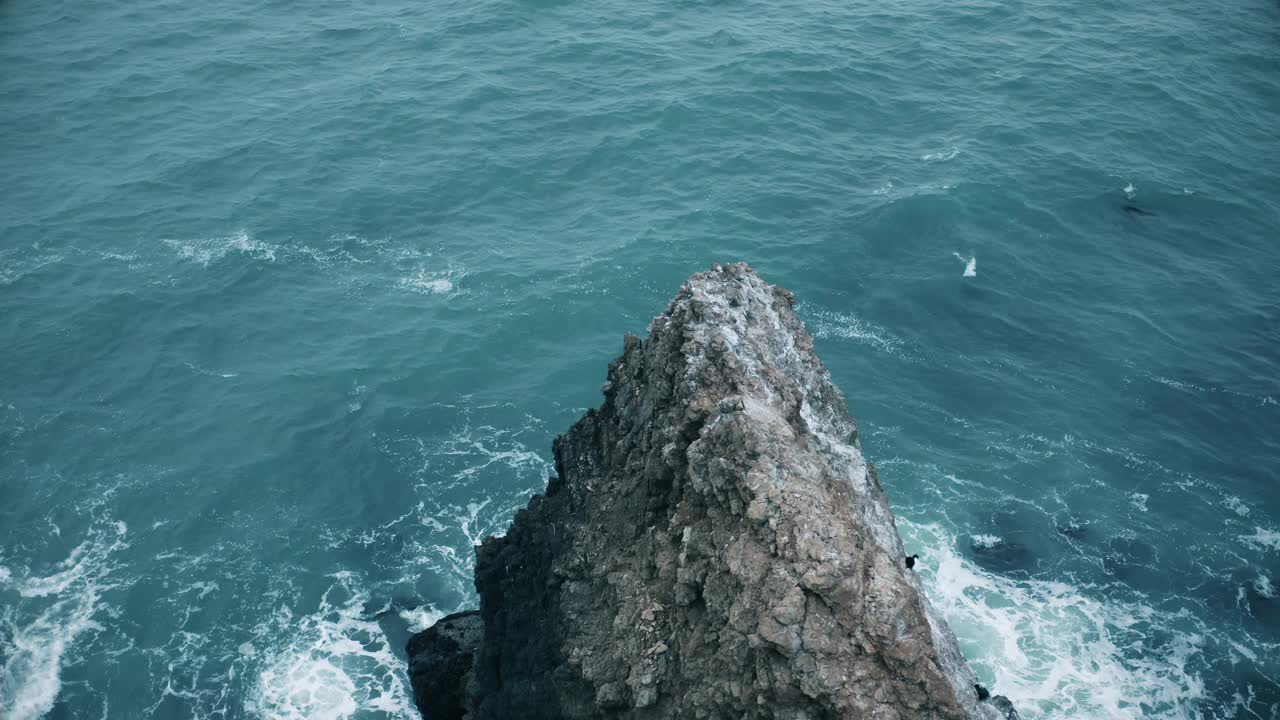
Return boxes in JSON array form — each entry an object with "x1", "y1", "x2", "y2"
[{"x1": 245, "y1": 573, "x2": 417, "y2": 720}]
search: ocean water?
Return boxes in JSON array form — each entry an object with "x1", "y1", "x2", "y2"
[{"x1": 2, "y1": 0, "x2": 1278, "y2": 717}]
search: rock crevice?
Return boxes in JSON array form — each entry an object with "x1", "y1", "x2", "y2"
[{"x1": 408, "y1": 263, "x2": 1015, "y2": 720}]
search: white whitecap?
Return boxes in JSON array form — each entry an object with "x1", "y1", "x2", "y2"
[
  {"x1": 922, "y1": 147, "x2": 960, "y2": 162},
  {"x1": 0, "y1": 598, "x2": 103, "y2": 720},
  {"x1": 902, "y1": 519, "x2": 1209, "y2": 719},
  {"x1": 1124, "y1": 182, "x2": 1136, "y2": 198},
  {"x1": 17, "y1": 542, "x2": 94, "y2": 599},
  {"x1": 416, "y1": 278, "x2": 452, "y2": 294},
  {"x1": 798, "y1": 305, "x2": 907, "y2": 357},
  {"x1": 253, "y1": 656, "x2": 357, "y2": 720},
  {"x1": 398, "y1": 266, "x2": 463, "y2": 296},
  {"x1": 1241, "y1": 527, "x2": 1280, "y2": 552},
  {"x1": 246, "y1": 576, "x2": 416, "y2": 720},
  {"x1": 0, "y1": 248, "x2": 65, "y2": 287},
  {"x1": 347, "y1": 383, "x2": 368, "y2": 414},
  {"x1": 1253, "y1": 575, "x2": 1275, "y2": 599},
  {"x1": 401, "y1": 606, "x2": 447, "y2": 634},
  {"x1": 0, "y1": 523, "x2": 126, "y2": 720},
  {"x1": 1224, "y1": 496, "x2": 1251, "y2": 517},
  {"x1": 163, "y1": 230, "x2": 277, "y2": 268},
  {"x1": 185, "y1": 362, "x2": 240, "y2": 380},
  {"x1": 970, "y1": 534, "x2": 1002, "y2": 549},
  {"x1": 952, "y1": 252, "x2": 977, "y2": 277}
]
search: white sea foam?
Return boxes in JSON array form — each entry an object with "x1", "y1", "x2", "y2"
[
  {"x1": 0, "y1": 597, "x2": 103, "y2": 720},
  {"x1": 1136, "y1": 370, "x2": 1280, "y2": 408},
  {"x1": 902, "y1": 519, "x2": 1209, "y2": 719},
  {"x1": 348, "y1": 383, "x2": 368, "y2": 413},
  {"x1": 405, "y1": 276, "x2": 452, "y2": 294},
  {"x1": 922, "y1": 147, "x2": 960, "y2": 162},
  {"x1": 952, "y1": 252, "x2": 977, "y2": 277},
  {"x1": 1224, "y1": 496, "x2": 1251, "y2": 517},
  {"x1": 1129, "y1": 492, "x2": 1149, "y2": 512},
  {"x1": 800, "y1": 305, "x2": 908, "y2": 357},
  {"x1": 185, "y1": 362, "x2": 239, "y2": 379},
  {"x1": 247, "y1": 573, "x2": 416, "y2": 720},
  {"x1": 971, "y1": 534, "x2": 1003, "y2": 549},
  {"x1": 0, "y1": 521, "x2": 127, "y2": 720},
  {"x1": 400, "y1": 606, "x2": 446, "y2": 634},
  {"x1": 397, "y1": 268, "x2": 460, "y2": 295},
  {"x1": 164, "y1": 230, "x2": 277, "y2": 267},
  {"x1": 253, "y1": 656, "x2": 357, "y2": 720},
  {"x1": 189, "y1": 581, "x2": 219, "y2": 600},
  {"x1": 1228, "y1": 640, "x2": 1258, "y2": 663},
  {"x1": 98, "y1": 251, "x2": 141, "y2": 265},
  {"x1": 1, "y1": 401, "x2": 23, "y2": 436},
  {"x1": 1124, "y1": 182, "x2": 1136, "y2": 198},
  {"x1": 0, "y1": 247, "x2": 65, "y2": 287},
  {"x1": 1241, "y1": 527, "x2": 1280, "y2": 552},
  {"x1": 1253, "y1": 575, "x2": 1275, "y2": 600},
  {"x1": 1150, "y1": 375, "x2": 1203, "y2": 393},
  {"x1": 376, "y1": 407, "x2": 555, "y2": 600}
]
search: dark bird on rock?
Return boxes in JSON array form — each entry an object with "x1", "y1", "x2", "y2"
[
  {"x1": 975, "y1": 684, "x2": 991, "y2": 701},
  {"x1": 905, "y1": 554, "x2": 920, "y2": 569}
]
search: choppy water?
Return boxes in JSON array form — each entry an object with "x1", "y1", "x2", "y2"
[{"x1": 2, "y1": 0, "x2": 1279, "y2": 717}]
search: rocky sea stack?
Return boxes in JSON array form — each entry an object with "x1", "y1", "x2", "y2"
[{"x1": 407, "y1": 263, "x2": 1017, "y2": 720}]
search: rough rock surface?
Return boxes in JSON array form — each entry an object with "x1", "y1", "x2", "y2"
[
  {"x1": 411, "y1": 264, "x2": 1013, "y2": 719},
  {"x1": 406, "y1": 610, "x2": 482, "y2": 720}
]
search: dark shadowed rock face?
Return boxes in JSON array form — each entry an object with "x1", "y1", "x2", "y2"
[
  {"x1": 989, "y1": 695, "x2": 1021, "y2": 720},
  {"x1": 406, "y1": 610, "x2": 482, "y2": 720},
  {"x1": 411, "y1": 264, "x2": 1011, "y2": 719}
]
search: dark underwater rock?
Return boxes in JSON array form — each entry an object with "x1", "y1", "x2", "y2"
[
  {"x1": 406, "y1": 610, "x2": 482, "y2": 720},
  {"x1": 989, "y1": 694, "x2": 1021, "y2": 719},
  {"x1": 970, "y1": 537, "x2": 1033, "y2": 572},
  {"x1": 1101, "y1": 535, "x2": 1168, "y2": 593},
  {"x1": 1055, "y1": 523, "x2": 1088, "y2": 540},
  {"x1": 410, "y1": 264, "x2": 1012, "y2": 719}
]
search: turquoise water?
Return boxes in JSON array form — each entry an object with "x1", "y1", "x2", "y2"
[{"x1": 2, "y1": 0, "x2": 1279, "y2": 717}]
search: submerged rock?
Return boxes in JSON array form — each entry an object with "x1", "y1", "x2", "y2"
[
  {"x1": 409, "y1": 263, "x2": 1011, "y2": 719},
  {"x1": 988, "y1": 694, "x2": 1021, "y2": 719},
  {"x1": 969, "y1": 537, "x2": 1033, "y2": 573},
  {"x1": 1055, "y1": 523, "x2": 1088, "y2": 540}
]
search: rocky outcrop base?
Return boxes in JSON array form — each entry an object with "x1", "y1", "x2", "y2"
[{"x1": 407, "y1": 264, "x2": 1018, "y2": 720}]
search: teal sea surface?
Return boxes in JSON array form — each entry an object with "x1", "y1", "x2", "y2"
[{"x1": 2, "y1": 0, "x2": 1279, "y2": 717}]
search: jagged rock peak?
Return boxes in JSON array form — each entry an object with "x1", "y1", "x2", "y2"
[{"x1": 416, "y1": 263, "x2": 1011, "y2": 720}]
